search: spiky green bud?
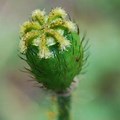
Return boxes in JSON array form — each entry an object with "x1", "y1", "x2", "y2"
[{"x1": 19, "y1": 7, "x2": 86, "y2": 92}]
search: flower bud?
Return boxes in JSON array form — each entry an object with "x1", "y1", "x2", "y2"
[{"x1": 19, "y1": 7, "x2": 86, "y2": 92}]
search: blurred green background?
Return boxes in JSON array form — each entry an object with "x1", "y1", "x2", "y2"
[{"x1": 0, "y1": 0, "x2": 120, "y2": 120}]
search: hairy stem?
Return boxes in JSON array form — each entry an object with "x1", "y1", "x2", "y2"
[{"x1": 57, "y1": 94, "x2": 71, "y2": 120}]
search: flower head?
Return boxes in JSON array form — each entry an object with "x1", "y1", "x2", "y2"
[
  {"x1": 19, "y1": 8, "x2": 86, "y2": 92},
  {"x1": 19, "y1": 7, "x2": 77, "y2": 59}
]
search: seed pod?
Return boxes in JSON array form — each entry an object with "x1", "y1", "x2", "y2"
[{"x1": 19, "y1": 7, "x2": 86, "y2": 92}]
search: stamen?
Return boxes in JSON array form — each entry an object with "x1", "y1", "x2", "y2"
[
  {"x1": 32, "y1": 9, "x2": 46, "y2": 25},
  {"x1": 38, "y1": 34, "x2": 52, "y2": 58},
  {"x1": 20, "y1": 21, "x2": 40, "y2": 36},
  {"x1": 46, "y1": 29, "x2": 71, "y2": 50},
  {"x1": 48, "y1": 7, "x2": 67, "y2": 22}
]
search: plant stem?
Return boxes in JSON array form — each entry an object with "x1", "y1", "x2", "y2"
[{"x1": 57, "y1": 94, "x2": 71, "y2": 120}]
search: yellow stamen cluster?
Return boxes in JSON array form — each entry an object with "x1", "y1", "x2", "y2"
[
  {"x1": 50, "y1": 19, "x2": 77, "y2": 32},
  {"x1": 19, "y1": 7, "x2": 77, "y2": 59},
  {"x1": 39, "y1": 35, "x2": 53, "y2": 58},
  {"x1": 20, "y1": 21, "x2": 40, "y2": 36},
  {"x1": 48, "y1": 7, "x2": 67, "y2": 22},
  {"x1": 46, "y1": 29, "x2": 71, "y2": 50},
  {"x1": 19, "y1": 31, "x2": 39, "y2": 53},
  {"x1": 32, "y1": 9, "x2": 46, "y2": 25}
]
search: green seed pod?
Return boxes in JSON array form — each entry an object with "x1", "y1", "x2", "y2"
[{"x1": 19, "y1": 7, "x2": 86, "y2": 93}]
